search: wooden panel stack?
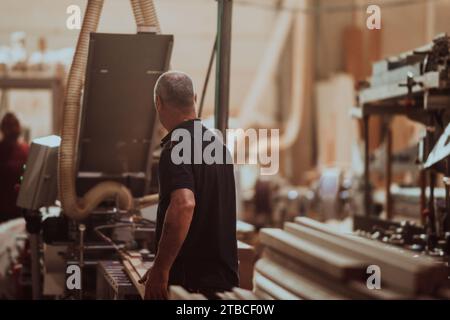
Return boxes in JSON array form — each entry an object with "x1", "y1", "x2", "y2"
[
  {"x1": 121, "y1": 251, "x2": 154, "y2": 299},
  {"x1": 253, "y1": 217, "x2": 449, "y2": 299},
  {"x1": 169, "y1": 286, "x2": 207, "y2": 300},
  {"x1": 168, "y1": 287, "x2": 263, "y2": 300}
]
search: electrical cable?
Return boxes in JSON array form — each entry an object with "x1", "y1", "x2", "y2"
[
  {"x1": 93, "y1": 220, "x2": 157, "y2": 284},
  {"x1": 93, "y1": 223, "x2": 133, "y2": 252},
  {"x1": 93, "y1": 217, "x2": 155, "y2": 253}
]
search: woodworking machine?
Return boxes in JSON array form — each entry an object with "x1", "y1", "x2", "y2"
[
  {"x1": 353, "y1": 34, "x2": 450, "y2": 261},
  {"x1": 16, "y1": 32, "x2": 173, "y2": 299}
]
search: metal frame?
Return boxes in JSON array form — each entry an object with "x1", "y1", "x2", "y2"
[
  {"x1": 353, "y1": 35, "x2": 450, "y2": 221},
  {"x1": 214, "y1": 0, "x2": 233, "y2": 138}
]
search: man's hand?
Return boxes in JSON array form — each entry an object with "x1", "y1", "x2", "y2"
[
  {"x1": 140, "y1": 188, "x2": 195, "y2": 300},
  {"x1": 141, "y1": 266, "x2": 169, "y2": 300}
]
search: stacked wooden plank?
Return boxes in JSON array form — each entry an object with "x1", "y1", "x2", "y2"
[
  {"x1": 121, "y1": 251, "x2": 154, "y2": 299},
  {"x1": 169, "y1": 286, "x2": 207, "y2": 300},
  {"x1": 254, "y1": 217, "x2": 448, "y2": 299},
  {"x1": 169, "y1": 286, "x2": 262, "y2": 300},
  {"x1": 168, "y1": 287, "x2": 261, "y2": 300}
]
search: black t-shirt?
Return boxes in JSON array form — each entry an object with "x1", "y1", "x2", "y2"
[{"x1": 155, "y1": 119, "x2": 239, "y2": 290}]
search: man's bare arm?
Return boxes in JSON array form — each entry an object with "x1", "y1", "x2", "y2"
[
  {"x1": 143, "y1": 188, "x2": 195, "y2": 299},
  {"x1": 153, "y1": 188, "x2": 196, "y2": 272}
]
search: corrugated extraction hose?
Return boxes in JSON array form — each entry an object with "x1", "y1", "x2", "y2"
[
  {"x1": 130, "y1": 0, "x2": 145, "y2": 28},
  {"x1": 140, "y1": 0, "x2": 161, "y2": 33},
  {"x1": 59, "y1": 0, "x2": 161, "y2": 220}
]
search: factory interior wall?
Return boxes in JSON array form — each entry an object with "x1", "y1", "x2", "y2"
[{"x1": 315, "y1": 0, "x2": 450, "y2": 79}]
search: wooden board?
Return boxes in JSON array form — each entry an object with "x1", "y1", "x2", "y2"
[
  {"x1": 169, "y1": 286, "x2": 207, "y2": 300},
  {"x1": 255, "y1": 258, "x2": 346, "y2": 300},
  {"x1": 259, "y1": 228, "x2": 367, "y2": 281},
  {"x1": 253, "y1": 272, "x2": 300, "y2": 300},
  {"x1": 217, "y1": 291, "x2": 239, "y2": 300},
  {"x1": 121, "y1": 251, "x2": 154, "y2": 299},
  {"x1": 122, "y1": 260, "x2": 145, "y2": 299},
  {"x1": 292, "y1": 218, "x2": 447, "y2": 295},
  {"x1": 232, "y1": 287, "x2": 259, "y2": 300}
]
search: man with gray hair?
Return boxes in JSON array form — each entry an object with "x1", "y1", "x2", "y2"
[{"x1": 141, "y1": 71, "x2": 239, "y2": 299}]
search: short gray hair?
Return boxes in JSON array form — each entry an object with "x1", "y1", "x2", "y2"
[{"x1": 154, "y1": 71, "x2": 195, "y2": 110}]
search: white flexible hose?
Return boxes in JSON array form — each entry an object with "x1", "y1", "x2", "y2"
[
  {"x1": 236, "y1": 0, "x2": 307, "y2": 152},
  {"x1": 130, "y1": 0, "x2": 146, "y2": 27},
  {"x1": 59, "y1": 0, "x2": 161, "y2": 220},
  {"x1": 140, "y1": 0, "x2": 161, "y2": 33}
]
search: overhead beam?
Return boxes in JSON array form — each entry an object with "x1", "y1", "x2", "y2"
[{"x1": 215, "y1": 0, "x2": 233, "y2": 137}]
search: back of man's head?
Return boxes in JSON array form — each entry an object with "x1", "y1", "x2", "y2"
[{"x1": 154, "y1": 71, "x2": 195, "y2": 111}]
